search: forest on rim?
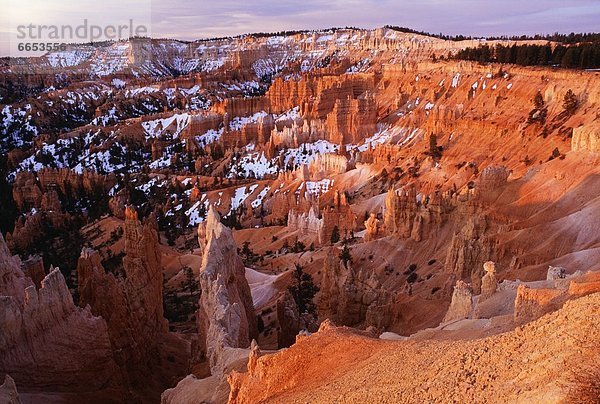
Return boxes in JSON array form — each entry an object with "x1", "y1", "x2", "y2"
[{"x1": 452, "y1": 42, "x2": 600, "y2": 69}]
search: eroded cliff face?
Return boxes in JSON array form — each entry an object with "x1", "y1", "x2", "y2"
[
  {"x1": 572, "y1": 124, "x2": 600, "y2": 152},
  {"x1": 317, "y1": 247, "x2": 394, "y2": 330},
  {"x1": 76, "y1": 206, "x2": 175, "y2": 394},
  {"x1": 444, "y1": 213, "x2": 496, "y2": 294},
  {"x1": 287, "y1": 190, "x2": 356, "y2": 245},
  {"x1": 196, "y1": 206, "x2": 257, "y2": 376},
  {"x1": 0, "y1": 234, "x2": 122, "y2": 394},
  {"x1": 383, "y1": 187, "x2": 453, "y2": 241}
]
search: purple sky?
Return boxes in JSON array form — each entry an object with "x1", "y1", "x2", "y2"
[{"x1": 151, "y1": 0, "x2": 600, "y2": 40}]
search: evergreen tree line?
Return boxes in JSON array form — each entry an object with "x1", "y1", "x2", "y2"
[
  {"x1": 453, "y1": 43, "x2": 600, "y2": 69},
  {"x1": 486, "y1": 32, "x2": 600, "y2": 44},
  {"x1": 385, "y1": 25, "x2": 600, "y2": 44}
]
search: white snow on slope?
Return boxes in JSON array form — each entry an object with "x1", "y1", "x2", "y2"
[
  {"x1": 251, "y1": 186, "x2": 271, "y2": 208},
  {"x1": 142, "y1": 113, "x2": 190, "y2": 140},
  {"x1": 246, "y1": 268, "x2": 280, "y2": 308},
  {"x1": 231, "y1": 184, "x2": 259, "y2": 211},
  {"x1": 452, "y1": 73, "x2": 460, "y2": 88},
  {"x1": 229, "y1": 111, "x2": 268, "y2": 131}
]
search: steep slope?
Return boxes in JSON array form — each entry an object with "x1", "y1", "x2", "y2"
[{"x1": 228, "y1": 292, "x2": 600, "y2": 403}]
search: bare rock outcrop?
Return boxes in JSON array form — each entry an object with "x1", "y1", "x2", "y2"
[
  {"x1": 479, "y1": 261, "x2": 498, "y2": 302},
  {"x1": 547, "y1": 265, "x2": 566, "y2": 280},
  {"x1": 513, "y1": 284, "x2": 565, "y2": 324},
  {"x1": 477, "y1": 166, "x2": 510, "y2": 199},
  {"x1": 384, "y1": 187, "x2": 452, "y2": 241},
  {"x1": 317, "y1": 247, "x2": 393, "y2": 329},
  {"x1": 568, "y1": 271, "x2": 600, "y2": 297},
  {"x1": 0, "y1": 375, "x2": 21, "y2": 404},
  {"x1": 11, "y1": 172, "x2": 42, "y2": 211},
  {"x1": 0, "y1": 232, "x2": 121, "y2": 393},
  {"x1": 40, "y1": 189, "x2": 62, "y2": 212},
  {"x1": 287, "y1": 190, "x2": 356, "y2": 245},
  {"x1": 0, "y1": 234, "x2": 32, "y2": 304},
  {"x1": 196, "y1": 205, "x2": 257, "y2": 376},
  {"x1": 363, "y1": 213, "x2": 381, "y2": 242},
  {"x1": 227, "y1": 292, "x2": 600, "y2": 404},
  {"x1": 77, "y1": 206, "x2": 168, "y2": 386},
  {"x1": 163, "y1": 206, "x2": 258, "y2": 403},
  {"x1": 571, "y1": 124, "x2": 600, "y2": 152},
  {"x1": 444, "y1": 215, "x2": 495, "y2": 294},
  {"x1": 442, "y1": 280, "x2": 473, "y2": 323},
  {"x1": 20, "y1": 255, "x2": 45, "y2": 289}
]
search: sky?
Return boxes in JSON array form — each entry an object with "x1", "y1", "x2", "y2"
[
  {"x1": 151, "y1": 0, "x2": 600, "y2": 40},
  {"x1": 1, "y1": 0, "x2": 600, "y2": 55}
]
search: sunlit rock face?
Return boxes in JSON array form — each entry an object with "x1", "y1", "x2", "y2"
[{"x1": 196, "y1": 206, "x2": 257, "y2": 375}]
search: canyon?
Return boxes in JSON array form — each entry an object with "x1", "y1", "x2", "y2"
[{"x1": 0, "y1": 26, "x2": 599, "y2": 403}]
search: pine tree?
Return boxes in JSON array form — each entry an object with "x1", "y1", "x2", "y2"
[
  {"x1": 339, "y1": 243, "x2": 352, "y2": 268},
  {"x1": 534, "y1": 91, "x2": 545, "y2": 109},
  {"x1": 288, "y1": 263, "x2": 319, "y2": 315},
  {"x1": 561, "y1": 48, "x2": 578, "y2": 68},
  {"x1": 563, "y1": 89, "x2": 578, "y2": 114},
  {"x1": 429, "y1": 133, "x2": 442, "y2": 158},
  {"x1": 184, "y1": 266, "x2": 198, "y2": 296},
  {"x1": 330, "y1": 225, "x2": 340, "y2": 244}
]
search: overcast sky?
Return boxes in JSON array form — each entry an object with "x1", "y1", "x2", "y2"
[{"x1": 2, "y1": 0, "x2": 600, "y2": 55}]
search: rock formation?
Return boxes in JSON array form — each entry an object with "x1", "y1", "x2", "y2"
[
  {"x1": 444, "y1": 215, "x2": 495, "y2": 294},
  {"x1": 320, "y1": 191, "x2": 356, "y2": 244},
  {"x1": 196, "y1": 205, "x2": 257, "y2": 376},
  {"x1": 0, "y1": 375, "x2": 21, "y2": 404},
  {"x1": 275, "y1": 291, "x2": 304, "y2": 348},
  {"x1": 317, "y1": 247, "x2": 393, "y2": 329},
  {"x1": 4, "y1": 26, "x2": 600, "y2": 403},
  {"x1": 76, "y1": 207, "x2": 168, "y2": 387},
  {"x1": 287, "y1": 206, "x2": 323, "y2": 240},
  {"x1": 287, "y1": 190, "x2": 356, "y2": 245},
  {"x1": 547, "y1": 265, "x2": 566, "y2": 280},
  {"x1": 479, "y1": 261, "x2": 498, "y2": 302},
  {"x1": 0, "y1": 234, "x2": 32, "y2": 304},
  {"x1": 309, "y1": 153, "x2": 350, "y2": 178},
  {"x1": 11, "y1": 172, "x2": 42, "y2": 211},
  {"x1": 11, "y1": 168, "x2": 115, "y2": 211},
  {"x1": 0, "y1": 233, "x2": 121, "y2": 394},
  {"x1": 571, "y1": 124, "x2": 600, "y2": 152},
  {"x1": 363, "y1": 213, "x2": 381, "y2": 242},
  {"x1": 442, "y1": 280, "x2": 473, "y2": 323},
  {"x1": 384, "y1": 187, "x2": 452, "y2": 241},
  {"x1": 513, "y1": 284, "x2": 565, "y2": 324},
  {"x1": 567, "y1": 271, "x2": 600, "y2": 297},
  {"x1": 227, "y1": 293, "x2": 600, "y2": 404},
  {"x1": 20, "y1": 255, "x2": 45, "y2": 288},
  {"x1": 477, "y1": 166, "x2": 510, "y2": 195}
]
